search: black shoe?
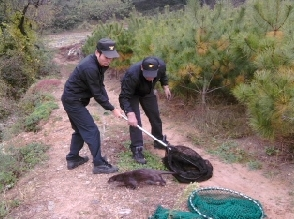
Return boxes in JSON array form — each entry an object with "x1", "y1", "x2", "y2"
[
  {"x1": 154, "y1": 135, "x2": 169, "y2": 150},
  {"x1": 67, "y1": 156, "x2": 89, "y2": 170},
  {"x1": 131, "y1": 146, "x2": 147, "y2": 164},
  {"x1": 93, "y1": 159, "x2": 119, "y2": 174}
]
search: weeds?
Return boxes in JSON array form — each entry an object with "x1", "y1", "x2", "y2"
[
  {"x1": 0, "y1": 142, "x2": 49, "y2": 193},
  {"x1": 265, "y1": 145, "x2": 279, "y2": 156},
  {"x1": 2, "y1": 85, "x2": 59, "y2": 140},
  {"x1": 248, "y1": 160, "x2": 262, "y2": 170},
  {"x1": 0, "y1": 199, "x2": 20, "y2": 218},
  {"x1": 172, "y1": 182, "x2": 199, "y2": 210},
  {"x1": 208, "y1": 141, "x2": 249, "y2": 163},
  {"x1": 24, "y1": 101, "x2": 59, "y2": 132},
  {"x1": 0, "y1": 78, "x2": 57, "y2": 217},
  {"x1": 0, "y1": 142, "x2": 49, "y2": 217},
  {"x1": 116, "y1": 140, "x2": 167, "y2": 171}
]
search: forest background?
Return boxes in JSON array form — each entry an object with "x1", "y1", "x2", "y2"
[
  {"x1": 0, "y1": 0, "x2": 294, "y2": 215},
  {"x1": 1, "y1": 0, "x2": 294, "y2": 142}
]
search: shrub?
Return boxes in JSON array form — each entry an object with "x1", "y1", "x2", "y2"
[
  {"x1": 0, "y1": 142, "x2": 49, "y2": 193},
  {"x1": 24, "y1": 101, "x2": 59, "y2": 132}
]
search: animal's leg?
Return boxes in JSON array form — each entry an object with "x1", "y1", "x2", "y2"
[
  {"x1": 145, "y1": 180, "x2": 157, "y2": 185},
  {"x1": 125, "y1": 178, "x2": 138, "y2": 189},
  {"x1": 151, "y1": 175, "x2": 166, "y2": 186},
  {"x1": 159, "y1": 176, "x2": 166, "y2": 186}
]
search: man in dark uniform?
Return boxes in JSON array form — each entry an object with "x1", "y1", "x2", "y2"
[
  {"x1": 61, "y1": 38, "x2": 122, "y2": 174},
  {"x1": 119, "y1": 56, "x2": 171, "y2": 164}
]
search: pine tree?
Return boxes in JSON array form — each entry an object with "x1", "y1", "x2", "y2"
[
  {"x1": 153, "y1": 0, "x2": 250, "y2": 105},
  {"x1": 233, "y1": 0, "x2": 294, "y2": 140}
]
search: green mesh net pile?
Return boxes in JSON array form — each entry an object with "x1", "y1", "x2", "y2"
[
  {"x1": 149, "y1": 187, "x2": 266, "y2": 219},
  {"x1": 149, "y1": 205, "x2": 203, "y2": 219}
]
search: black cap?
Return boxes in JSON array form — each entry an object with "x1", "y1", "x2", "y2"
[
  {"x1": 142, "y1": 57, "x2": 159, "y2": 78},
  {"x1": 96, "y1": 38, "x2": 119, "y2": 58}
]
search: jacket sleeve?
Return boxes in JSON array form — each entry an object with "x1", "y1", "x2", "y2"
[
  {"x1": 86, "y1": 68, "x2": 115, "y2": 111},
  {"x1": 158, "y1": 61, "x2": 169, "y2": 86},
  {"x1": 119, "y1": 72, "x2": 137, "y2": 114}
]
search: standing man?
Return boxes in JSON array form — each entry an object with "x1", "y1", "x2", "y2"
[
  {"x1": 61, "y1": 38, "x2": 122, "y2": 174},
  {"x1": 119, "y1": 56, "x2": 171, "y2": 164}
]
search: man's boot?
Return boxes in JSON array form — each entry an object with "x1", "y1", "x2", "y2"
[
  {"x1": 67, "y1": 156, "x2": 89, "y2": 170},
  {"x1": 131, "y1": 146, "x2": 147, "y2": 164},
  {"x1": 93, "y1": 157, "x2": 119, "y2": 174},
  {"x1": 154, "y1": 135, "x2": 169, "y2": 149}
]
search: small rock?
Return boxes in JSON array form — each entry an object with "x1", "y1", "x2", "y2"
[
  {"x1": 48, "y1": 201, "x2": 54, "y2": 211},
  {"x1": 119, "y1": 208, "x2": 132, "y2": 215}
]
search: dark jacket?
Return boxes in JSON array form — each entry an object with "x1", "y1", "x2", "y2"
[
  {"x1": 119, "y1": 57, "x2": 168, "y2": 114},
  {"x1": 62, "y1": 54, "x2": 114, "y2": 111}
]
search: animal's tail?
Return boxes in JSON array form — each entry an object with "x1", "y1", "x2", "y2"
[{"x1": 161, "y1": 171, "x2": 176, "y2": 174}]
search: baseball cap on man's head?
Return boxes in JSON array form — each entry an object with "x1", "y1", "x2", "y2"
[
  {"x1": 142, "y1": 57, "x2": 159, "y2": 78},
  {"x1": 96, "y1": 38, "x2": 119, "y2": 58}
]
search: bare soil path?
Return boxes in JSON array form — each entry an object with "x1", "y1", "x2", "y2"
[{"x1": 2, "y1": 31, "x2": 294, "y2": 219}]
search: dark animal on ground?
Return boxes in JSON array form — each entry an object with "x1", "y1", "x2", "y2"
[{"x1": 108, "y1": 168, "x2": 175, "y2": 189}]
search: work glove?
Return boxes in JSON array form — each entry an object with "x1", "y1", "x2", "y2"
[
  {"x1": 127, "y1": 112, "x2": 138, "y2": 127},
  {"x1": 163, "y1": 86, "x2": 171, "y2": 100}
]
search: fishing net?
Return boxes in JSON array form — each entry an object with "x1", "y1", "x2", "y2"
[
  {"x1": 149, "y1": 205, "x2": 203, "y2": 219},
  {"x1": 188, "y1": 187, "x2": 266, "y2": 219},
  {"x1": 121, "y1": 115, "x2": 213, "y2": 183},
  {"x1": 149, "y1": 187, "x2": 266, "y2": 219},
  {"x1": 163, "y1": 145, "x2": 213, "y2": 183}
]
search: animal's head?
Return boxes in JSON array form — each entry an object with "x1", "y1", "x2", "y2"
[
  {"x1": 108, "y1": 175, "x2": 116, "y2": 183},
  {"x1": 108, "y1": 174, "x2": 124, "y2": 183}
]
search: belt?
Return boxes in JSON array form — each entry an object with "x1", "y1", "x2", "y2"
[{"x1": 62, "y1": 96, "x2": 90, "y2": 102}]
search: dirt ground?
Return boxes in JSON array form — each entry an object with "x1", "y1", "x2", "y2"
[{"x1": 2, "y1": 32, "x2": 294, "y2": 219}]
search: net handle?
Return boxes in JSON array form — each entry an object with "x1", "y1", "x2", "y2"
[
  {"x1": 121, "y1": 114, "x2": 168, "y2": 147},
  {"x1": 188, "y1": 187, "x2": 265, "y2": 219}
]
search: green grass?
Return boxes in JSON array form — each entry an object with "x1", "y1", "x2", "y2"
[
  {"x1": 0, "y1": 78, "x2": 58, "y2": 217},
  {"x1": 208, "y1": 141, "x2": 249, "y2": 163},
  {"x1": 24, "y1": 101, "x2": 59, "y2": 132},
  {"x1": 2, "y1": 89, "x2": 59, "y2": 140},
  {"x1": 0, "y1": 142, "x2": 49, "y2": 193},
  {"x1": 0, "y1": 142, "x2": 49, "y2": 217},
  {"x1": 247, "y1": 160, "x2": 262, "y2": 170},
  {"x1": 116, "y1": 140, "x2": 167, "y2": 171},
  {"x1": 265, "y1": 145, "x2": 280, "y2": 156},
  {"x1": 0, "y1": 199, "x2": 20, "y2": 218}
]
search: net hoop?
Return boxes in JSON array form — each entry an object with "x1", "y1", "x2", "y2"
[
  {"x1": 163, "y1": 145, "x2": 213, "y2": 183},
  {"x1": 188, "y1": 187, "x2": 265, "y2": 219}
]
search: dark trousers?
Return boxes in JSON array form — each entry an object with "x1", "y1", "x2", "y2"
[
  {"x1": 61, "y1": 97, "x2": 103, "y2": 166},
  {"x1": 129, "y1": 92, "x2": 163, "y2": 148}
]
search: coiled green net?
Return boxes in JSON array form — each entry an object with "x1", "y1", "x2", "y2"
[
  {"x1": 149, "y1": 187, "x2": 266, "y2": 219},
  {"x1": 149, "y1": 205, "x2": 203, "y2": 219},
  {"x1": 188, "y1": 187, "x2": 265, "y2": 219}
]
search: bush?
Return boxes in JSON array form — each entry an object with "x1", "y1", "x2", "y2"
[
  {"x1": 0, "y1": 142, "x2": 49, "y2": 217},
  {"x1": 24, "y1": 101, "x2": 58, "y2": 132},
  {"x1": 0, "y1": 142, "x2": 49, "y2": 193}
]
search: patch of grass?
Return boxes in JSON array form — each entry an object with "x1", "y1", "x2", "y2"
[
  {"x1": 186, "y1": 133, "x2": 203, "y2": 146},
  {"x1": 92, "y1": 113, "x2": 100, "y2": 122},
  {"x1": 208, "y1": 141, "x2": 249, "y2": 163},
  {"x1": 0, "y1": 142, "x2": 49, "y2": 218},
  {"x1": 247, "y1": 160, "x2": 262, "y2": 170},
  {"x1": 0, "y1": 142, "x2": 49, "y2": 193},
  {"x1": 24, "y1": 101, "x2": 59, "y2": 132},
  {"x1": 265, "y1": 145, "x2": 280, "y2": 156},
  {"x1": 262, "y1": 170, "x2": 279, "y2": 179},
  {"x1": 172, "y1": 182, "x2": 199, "y2": 210},
  {"x1": 116, "y1": 140, "x2": 167, "y2": 171},
  {"x1": 0, "y1": 199, "x2": 20, "y2": 218},
  {"x1": 2, "y1": 91, "x2": 59, "y2": 140}
]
